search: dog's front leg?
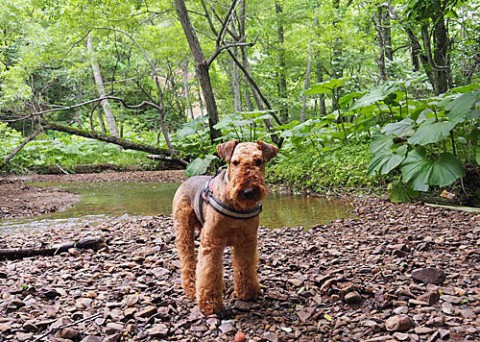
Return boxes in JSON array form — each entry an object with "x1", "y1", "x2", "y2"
[
  {"x1": 196, "y1": 239, "x2": 225, "y2": 315},
  {"x1": 232, "y1": 240, "x2": 261, "y2": 300}
]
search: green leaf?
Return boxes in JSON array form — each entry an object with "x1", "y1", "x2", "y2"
[
  {"x1": 185, "y1": 155, "x2": 218, "y2": 177},
  {"x1": 368, "y1": 145, "x2": 407, "y2": 176},
  {"x1": 408, "y1": 120, "x2": 456, "y2": 145},
  {"x1": 429, "y1": 154, "x2": 465, "y2": 187},
  {"x1": 382, "y1": 118, "x2": 415, "y2": 137},
  {"x1": 446, "y1": 91, "x2": 480, "y2": 123},
  {"x1": 388, "y1": 182, "x2": 419, "y2": 203},
  {"x1": 476, "y1": 145, "x2": 480, "y2": 165},
  {"x1": 304, "y1": 79, "x2": 345, "y2": 95},
  {"x1": 401, "y1": 148, "x2": 465, "y2": 191}
]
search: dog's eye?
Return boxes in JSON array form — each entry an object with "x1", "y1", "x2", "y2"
[
  {"x1": 232, "y1": 160, "x2": 240, "y2": 166},
  {"x1": 255, "y1": 159, "x2": 262, "y2": 166}
]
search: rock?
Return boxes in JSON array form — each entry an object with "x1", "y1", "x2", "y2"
[
  {"x1": 81, "y1": 336, "x2": 104, "y2": 342},
  {"x1": 234, "y1": 330, "x2": 246, "y2": 342},
  {"x1": 414, "y1": 326, "x2": 434, "y2": 334},
  {"x1": 234, "y1": 300, "x2": 254, "y2": 311},
  {"x1": 344, "y1": 291, "x2": 362, "y2": 304},
  {"x1": 135, "y1": 305, "x2": 157, "y2": 318},
  {"x1": 441, "y1": 302, "x2": 454, "y2": 315},
  {"x1": 105, "y1": 322, "x2": 124, "y2": 334},
  {"x1": 219, "y1": 320, "x2": 236, "y2": 334},
  {"x1": 392, "y1": 332, "x2": 409, "y2": 341},
  {"x1": 393, "y1": 306, "x2": 409, "y2": 315},
  {"x1": 55, "y1": 327, "x2": 81, "y2": 339},
  {"x1": 262, "y1": 331, "x2": 279, "y2": 342},
  {"x1": 438, "y1": 328, "x2": 450, "y2": 339},
  {"x1": 418, "y1": 291, "x2": 440, "y2": 305},
  {"x1": 385, "y1": 315, "x2": 414, "y2": 332},
  {"x1": 148, "y1": 323, "x2": 169, "y2": 338},
  {"x1": 411, "y1": 268, "x2": 446, "y2": 285},
  {"x1": 459, "y1": 308, "x2": 476, "y2": 319}
]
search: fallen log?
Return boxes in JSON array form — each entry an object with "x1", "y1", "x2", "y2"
[{"x1": 0, "y1": 237, "x2": 106, "y2": 261}]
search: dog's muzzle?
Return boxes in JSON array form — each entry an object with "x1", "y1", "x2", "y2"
[{"x1": 242, "y1": 187, "x2": 257, "y2": 200}]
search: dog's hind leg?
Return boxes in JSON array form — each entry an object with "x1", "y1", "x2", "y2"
[{"x1": 173, "y1": 194, "x2": 198, "y2": 299}]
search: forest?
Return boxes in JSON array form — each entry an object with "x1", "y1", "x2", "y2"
[
  {"x1": 1, "y1": 0, "x2": 480, "y2": 202},
  {"x1": 1, "y1": 1, "x2": 480, "y2": 341}
]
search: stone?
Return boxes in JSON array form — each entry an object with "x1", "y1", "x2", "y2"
[
  {"x1": 81, "y1": 336, "x2": 103, "y2": 342},
  {"x1": 135, "y1": 305, "x2": 157, "y2": 318},
  {"x1": 344, "y1": 291, "x2": 362, "y2": 304},
  {"x1": 393, "y1": 306, "x2": 409, "y2": 315},
  {"x1": 55, "y1": 327, "x2": 81, "y2": 339},
  {"x1": 411, "y1": 268, "x2": 446, "y2": 285},
  {"x1": 148, "y1": 324, "x2": 169, "y2": 338},
  {"x1": 418, "y1": 291, "x2": 440, "y2": 305},
  {"x1": 414, "y1": 327, "x2": 434, "y2": 334},
  {"x1": 219, "y1": 320, "x2": 236, "y2": 334},
  {"x1": 385, "y1": 315, "x2": 414, "y2": 332}
]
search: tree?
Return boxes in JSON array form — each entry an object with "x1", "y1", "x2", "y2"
[{"x1": 174, "y1": 0, "x2": 221, "y2": 143}]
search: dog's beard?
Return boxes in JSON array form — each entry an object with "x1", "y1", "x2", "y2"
[{"x1": 227, "y1": 174, "x2": 267, "y2": 211}]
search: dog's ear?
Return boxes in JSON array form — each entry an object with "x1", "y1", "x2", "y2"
[
  {"x1": 217, "y1": 140, "x2": 239, "y2": 162},
  {"x1": 256, "y1": 140, "x2": 279, "y2": 162}
]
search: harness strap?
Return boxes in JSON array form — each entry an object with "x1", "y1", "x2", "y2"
[{"x1": 197, "y1": 176, "x2": 262, "y2": 225}]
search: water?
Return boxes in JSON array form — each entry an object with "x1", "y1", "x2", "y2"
[{"x1": 0, "y1": 182, "x2": 352, "y2": 231}]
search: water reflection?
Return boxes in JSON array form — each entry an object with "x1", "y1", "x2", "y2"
[{"x1": 0, "y1": 182, "x2": 352, "y2": 231}]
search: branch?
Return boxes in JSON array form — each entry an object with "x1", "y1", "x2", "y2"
[
  {"x1": 1, "y1": 96, "x2": 162, "y2": 123},
  {"x1": 44, "y1": 121, "x2": 162, "y2": 154},
  {"x1": 0, "y1": 237, "x2": 106, "y2": 261},
  {"x1": 208, "y1": 41, "x2": 255, "y2": 66},
  {"x1": 215, "y1": 0, "x2": 240, "y2": 49},
  {"x1": 32, "y1": 312, "x2": 103, "y2": 342},
  {"x1": 0, "y1": 128, "x2": 42, "y2": 171}
]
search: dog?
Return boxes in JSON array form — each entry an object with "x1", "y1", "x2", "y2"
[{"x1": 172, "y1": 140, "x2": 278, "y2": 314}]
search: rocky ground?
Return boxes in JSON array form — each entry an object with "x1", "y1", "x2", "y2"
[{"x1": 0, "y1": 179, "x2": 479, "y2": 341}]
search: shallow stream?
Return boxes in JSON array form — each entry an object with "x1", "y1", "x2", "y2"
[{"x1": 1, "y1": 182, "x2": 353, "y2": 232}]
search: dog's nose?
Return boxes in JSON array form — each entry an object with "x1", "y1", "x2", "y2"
[{"x1": 242, "y1": 188, "x2": 256, "y2": 199}]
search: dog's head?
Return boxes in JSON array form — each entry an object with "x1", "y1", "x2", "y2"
[{"x1": 217, "y1": 140, "x2": 279, "y2": 210}]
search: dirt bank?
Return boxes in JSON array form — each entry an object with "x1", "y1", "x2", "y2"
[{"x1": 0, "y1": 195, "x2": 479, "y2": 341}]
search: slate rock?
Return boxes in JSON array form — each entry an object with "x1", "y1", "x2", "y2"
[{"x1": 411, "y1": 268, "x2": 446, "y2": 285}]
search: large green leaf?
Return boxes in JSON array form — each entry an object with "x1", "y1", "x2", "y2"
[
  {"x1": 382, "y1": 118, "x2": 415, "y2": 137},
  {"x1": 368, "y1": 134, "x2": 407, "y2": 176},
  {"x1": 401, "y1": 148, "x2": 465, "y2": 191},
  {"x1": 429, "y1": 153, "x2": 465, "y2": 187},
  {"x1": 368, "y1": 145, "x2": 408, "y2": 176},
  {"x1": 407, "y1": 120, "x2": 456, "y2": 145},
  {"x1": 445, "y1": 91, "x2": 480, "y2": 123},
  {"x1": 477, "y1": 145, "x2": 480, "y2": 165},
  {"x1": 388, "y1": 182, "x2": 419, "y2": 203},
  {"x1": 304, "y1": 79, "x2": 345, "y2": 95},
  {"x1": 185, "y1": 155, "x2": 218, "y2": 177}
]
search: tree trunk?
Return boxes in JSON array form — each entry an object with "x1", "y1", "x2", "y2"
[
  {"x1": 183, "y1": 59, "x2": 195, "y2": 120},
  {"x1": 174, "y1": 0, "x2": 221, "y2": 143},
  {"x1": 44, "y1": 121, "x2": 186, "y2": 162},
  {"x1": 230, "y1": 48, "x2": 243, "y2": 112},
  {"x1": 87, "y1": 33, "x2": 120, "y2": 137},
  {"x1": 275, "y1": 0, "x2": 288, "y2": 122},
  {"x1": 301, "y1": 46, "x2": 313, "y2": 122},
  {"x1": 433, "y1": 10, "x2": 450, "y2": 94}
]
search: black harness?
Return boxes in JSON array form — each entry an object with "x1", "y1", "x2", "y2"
[{"x1": 197, "y1": 171, "x2": 263, "y2": 225}]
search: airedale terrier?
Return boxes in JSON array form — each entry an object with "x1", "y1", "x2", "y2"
[{"x1": 172, "y1": 140, "x2": 278, "y2": 314}]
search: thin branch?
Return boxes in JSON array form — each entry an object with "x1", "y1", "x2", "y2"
[
  {"x1": 33, "y1": 313, "x2": 103, "y2": 342},
  {"x1": 0, "y1": 128, "x2": 42, "y2": 170},
  {"x1": 215, "y1": 0, "x2": 240, "y2": 49},
  {"x1": 208, "y1": 41, "x2": 255, "y2": 66},
  {"x1": 1, "y1": 96, "x2": 162, "y2": 123}
]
